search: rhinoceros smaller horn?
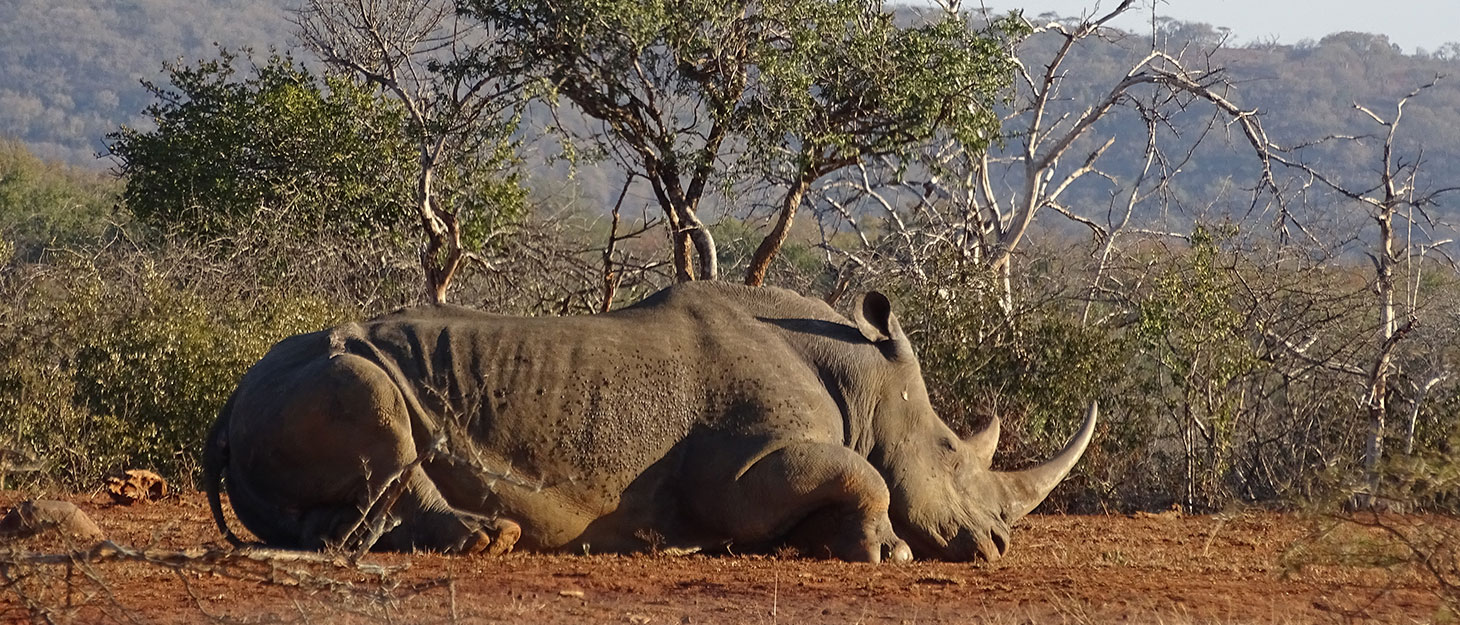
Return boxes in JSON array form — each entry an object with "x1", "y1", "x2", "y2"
[
  {"x1": 998, "y1": 402, "x2": 1098, "y2": 522},
  {"x1": 966, "y1": 415, "x2": 1001, "y2": 470}
]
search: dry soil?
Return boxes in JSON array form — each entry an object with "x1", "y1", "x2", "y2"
[{"x1": 0, "y1": 491, "x2": 1452, "y2": 624}]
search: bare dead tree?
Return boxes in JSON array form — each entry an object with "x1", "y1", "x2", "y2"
[
  {"x1": 455, "y1": 206, "x2": 671, "y2": 317},
  {"x1": 597, "y1": 175, "x2": 662, "y2": 312},
  {"x1": 1258, "y1": 79, "x2": 1460, "y2": 503},
  {"x1": 810, "y1": 2, "x2": 1280, "y2": 315}
]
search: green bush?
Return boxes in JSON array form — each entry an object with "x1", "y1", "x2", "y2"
[
  {"x1": 872, "y1": 229, "x2": 1358, "y2": 513},
  {"x1": 0, "y1": 250, "x2": 351, "y2": 490},
  {"x1": 0, "y1": 138, "x2": 121, "y2": 261},
  {"x1": 106, "y1": 50, "x2": 418, "y2": 240}
]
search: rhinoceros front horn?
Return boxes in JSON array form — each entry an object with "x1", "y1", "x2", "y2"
[{"x1": 997, "y1": 402, "x2": 1098, "y2": 522}]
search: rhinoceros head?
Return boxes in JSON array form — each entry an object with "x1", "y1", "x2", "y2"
[{"x1": 849, "y1": 292, "x2": 1097, "y2": 562}]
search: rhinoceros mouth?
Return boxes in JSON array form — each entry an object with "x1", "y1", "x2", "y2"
[{"x1": 902, "y1": 527, "x2": 1002, "y2": 563}]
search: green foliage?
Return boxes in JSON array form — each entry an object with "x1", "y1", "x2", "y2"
[
  {"x1": 0, "y1": 139, "x2": 121, "y2": 260},
  {"x1": 437, "y1": 134, "x2": 531, "y2": 253},
  {"x1": 461, "y1": 0, "x2": 1021, "y2": 279},
  {"x1": 107, "y1": 49, "x2": 418, "y2": 239},
  {"x1": 1127, "y1": 225, "x2": 1264, "y2": 508},
  {"x1": 0, "y1": 252, "x2": 351, "y2": 489},
  {"x1": 743, "y1": 6, "x2": 1023, "y2": 171}
]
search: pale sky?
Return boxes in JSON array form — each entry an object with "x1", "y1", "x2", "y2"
[{"x1": 975, "y1": 0, "x2": 1460, "y2": 53}]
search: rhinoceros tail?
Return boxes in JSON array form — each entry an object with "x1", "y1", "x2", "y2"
[{"x1": 203, "y1": 394, "x2": 246, "y2": 548}]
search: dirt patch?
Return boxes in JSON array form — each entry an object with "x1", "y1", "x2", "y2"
[{"x1": 0, "y1": 491, "x2": 1450, "y2": 624}]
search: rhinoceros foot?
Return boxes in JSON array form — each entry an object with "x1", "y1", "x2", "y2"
[
  {"x1": 787, "y1": 503, "x2": 911, "y2": 563},
  {"x1": 463, "y1": 517, "x2": 521, "y2": 556},
  {"x1": 834, "y1": 518, "x2": 912, "y2": 564}
]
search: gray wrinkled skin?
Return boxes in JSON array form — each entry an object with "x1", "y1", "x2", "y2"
[{"x1": 204, "y1": 282, "x2": 1094, "y2": 563}]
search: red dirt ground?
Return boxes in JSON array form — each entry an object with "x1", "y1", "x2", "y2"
[{"x1": 0, "y1": 491, "x2": 1453, "y2": 624}]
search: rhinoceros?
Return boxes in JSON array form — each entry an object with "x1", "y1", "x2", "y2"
[{"x1": 204, "y1": 281, "x2": 1094, "y2": 562}]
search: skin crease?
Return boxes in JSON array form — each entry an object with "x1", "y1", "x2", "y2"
[{"x1": 205, "y1": 281, "x2": 1092, "y2": 562}]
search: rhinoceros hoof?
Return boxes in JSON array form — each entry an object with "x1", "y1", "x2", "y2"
[
  {"x1": 0, "y1": 500, "x2": 106, "y2": 543},
  {"x1": 884, "y1": 540, "x2": 912, "y2": 563},
  {"x1": 462, "y1": 518, "x2": 521, "y2": 556},
  {"x1": 821, "y1": 524, "x2": 912, "y2": 563}
]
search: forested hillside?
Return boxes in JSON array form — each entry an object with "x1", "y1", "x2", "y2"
[
  {"x1": 4, "y1": 0, "x2": 1460, "y2": 203},
  {"x1": 1, "y1": 0, "x2": 294, "y2": 163}
]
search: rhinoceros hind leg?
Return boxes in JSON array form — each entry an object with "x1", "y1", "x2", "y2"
[
  {"x1": 704, "y1": 442, "x2": 911, "y2": 563},
  {"x1": 235, "y1": 353, "x2": 517, "y2": 556}
]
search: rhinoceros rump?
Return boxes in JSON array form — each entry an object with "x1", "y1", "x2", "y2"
[{"x1": 205, "y1": 282, "x2": 1094, "y2": 562}]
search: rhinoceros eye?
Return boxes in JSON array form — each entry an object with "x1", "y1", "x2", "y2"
[{"x1": 940, "y1": 437, "x2": 961, "y2": 471}]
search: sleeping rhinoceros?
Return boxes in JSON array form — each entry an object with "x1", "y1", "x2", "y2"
[{"x1": 204, "y1": 281, "x2": 1094, "y2": 562}]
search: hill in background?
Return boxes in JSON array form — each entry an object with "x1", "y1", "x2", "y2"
[
  {"x1": 3, "y1": 1, "x2": 1458, "y2": 219},
  {"x1": 1, "y1": 0, "x2": 294, "y2": 165}
]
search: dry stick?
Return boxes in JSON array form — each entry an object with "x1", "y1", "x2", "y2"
[
  {"x1": 170, "y1": 567, "x2": 292, "y2": 625},
  {"x1": 601, "y1": 175, "x2": 635, "y2": 312},
  {"x1": 333, "y1": 434, "x2": 450, "y2": 559},
  {"x1": 338, "y1": 417, "x2": 544, "y2": 560},
  {"x1": 0, "y1": 566, "x2": 62, "y2": 625},
  {"x1": 0, "y1": 542, "x2": 403, "y2": 582}
]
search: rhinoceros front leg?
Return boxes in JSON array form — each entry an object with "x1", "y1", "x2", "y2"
[{"x1": 703, "y1": 442, "x2": 912, "y2": 563}]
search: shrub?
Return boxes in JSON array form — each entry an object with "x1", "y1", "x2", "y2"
[{"x1": 0, "y1": 246, "x2": 352, "y2": 490}]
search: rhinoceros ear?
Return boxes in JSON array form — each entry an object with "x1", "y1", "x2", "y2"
[{"x1": 852, "y1": 291, "x2": 900, "y2": 343}]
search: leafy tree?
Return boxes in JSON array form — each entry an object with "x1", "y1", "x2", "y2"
[
  {"x1": 458, "y1": 0, "x2": 1020, "y2": 284},
  {"x1": 737, "y1": 6, "x2": 1021, "y2": 285},
  {"x1": 296, "y1": 0, "x2": 529, "y2": 303},
  {"x1": 107, "y1": 49, "x2": 419, "y2": 239},
  {"x1": 1129, "y1": 226, "x2": 1261, "y2": 509}
]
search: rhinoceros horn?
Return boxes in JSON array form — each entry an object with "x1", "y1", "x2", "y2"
[
  {"x1": 965, "y1": 414, "x2": 1001, "y2": 470},
  {"x1": 997, "y1": 402, "x2": 1099, "y2": 521}
]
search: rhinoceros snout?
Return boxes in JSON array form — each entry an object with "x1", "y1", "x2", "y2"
[{"x1": 944, "y1": 523, "x2": 1010, "y2": 563}]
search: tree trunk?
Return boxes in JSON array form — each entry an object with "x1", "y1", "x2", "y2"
[
  {"x1": 683, "y1": 210, "x2": 718, "y2": 281},
  {"x1": 744, "y1": 176, "x2": 812, "y2": 287},
  {"x1": 1361, "y1": 209, "x2": 1399, "y2": 504},
  {"x1": 415, "y1": 161, "x2": 463, "y2": 305},
  {"x1": 648, "y1": 168, "x2": 712, "y2": 282}
]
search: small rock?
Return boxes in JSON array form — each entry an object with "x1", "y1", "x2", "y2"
[
  {"x1": 559, "y1": 589, "x2": 586, "y2": 599},
  {"x1": 0, "y1": 500, "x2": 105, "y2": 543},
  {"x1": 105, "y1": 469, "x2": 168, "y2": 505}
]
